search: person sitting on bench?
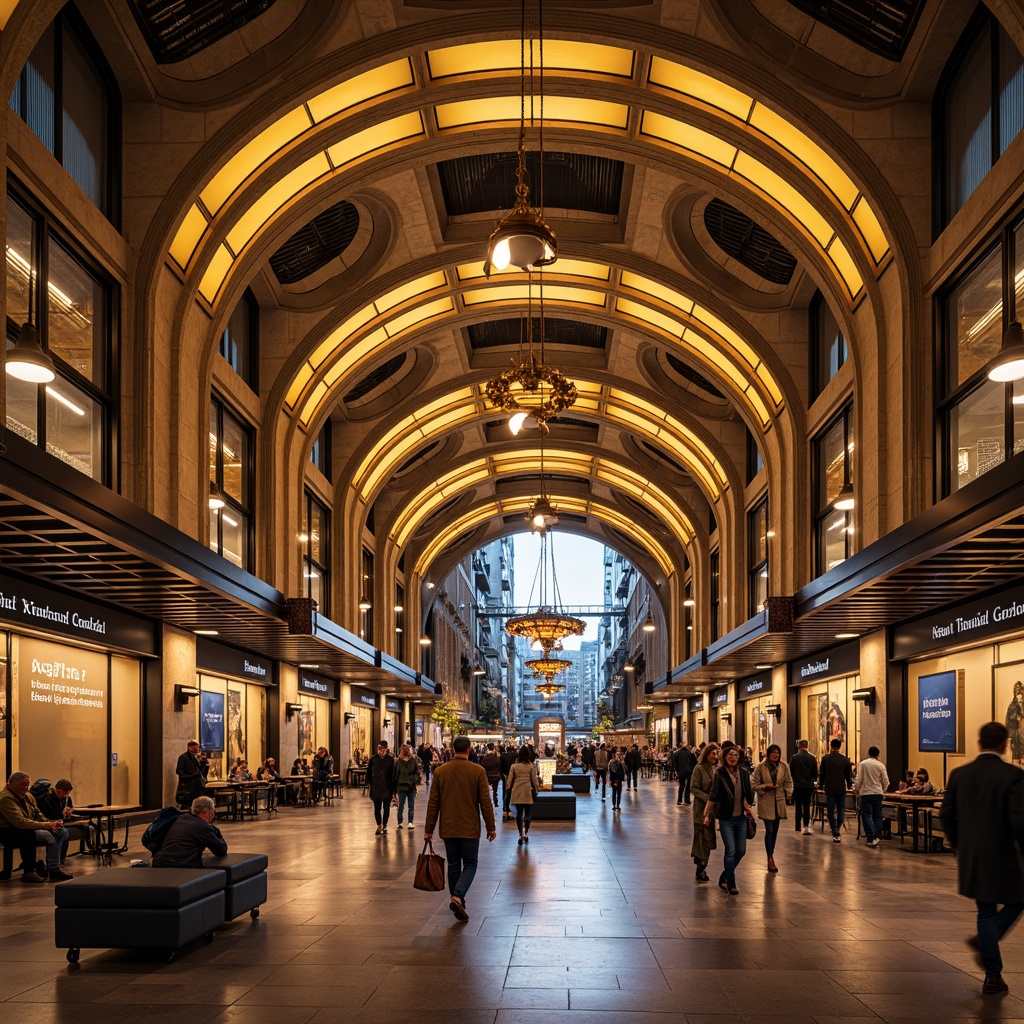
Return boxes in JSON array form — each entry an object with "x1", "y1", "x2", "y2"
[
  {"x1": 152, "y1": 796, "x2": 228, "y2": 868},
  {"x1": 0, "y1": 771, "x2": 72, "y2": 882},
  {"x1": 33, "y1": 778, "x2": 98, "y2": 858}
]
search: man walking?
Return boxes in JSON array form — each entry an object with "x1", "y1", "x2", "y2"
[
  {"x1": 818, "y1": 738, "x2": 852, "y2": 842},
  {"x1": 790, "y1": 739, "x2": 818, "y2": 834},
  {"x1": 624, "y1": 744, "x2": 642, "y2": 792},
  {"x1": 672, "y1": 742, "x2": 696, "y2": 805},
  {"x1": 593, "y1": 743, "x2": 610, "y2": 800},
  {"x1": 940, "y1": 722, "x2": 1024, "y2": 995},
  {"x1": 367, "y1": 740, "x2": 396, "y2": 835},
  {"x1": 424, "y1": 735, "x2": 496, "y2": 922},
  {"x1": 855, "y1": 746, "x2": 889, "y2": 847}
]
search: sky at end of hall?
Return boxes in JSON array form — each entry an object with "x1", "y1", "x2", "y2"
[{"x1": 511, "y1": 532, "x2": 607, "y2": 647}]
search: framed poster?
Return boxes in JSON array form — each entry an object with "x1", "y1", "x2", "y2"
[
  {"x1": 199, "y1": 690, "x2": 225, "y2": 751},
  {"x1": 996, "y1": 664, "x2": 1024, "y2": 766},
  {"x1": 918, "y1": 670, "x2": 958, "y2": 753}
]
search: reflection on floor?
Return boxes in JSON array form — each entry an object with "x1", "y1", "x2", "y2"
[{"x1": 0, "y1": 775, "x2": 1018, "y2": 1023}]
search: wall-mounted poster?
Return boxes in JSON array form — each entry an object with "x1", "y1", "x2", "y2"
[
  {"x1": 228, "y1": 687, "x2": 245, "y2": 765},
  {"x1": 199, "y1": 690, "x2": 225, "y2": 751},
  {"x1": 996, "y1": 664, "x2": 1024, "y2": 766},
  {"x1": 918, "y1": 670, "x2": 958, "y2": 753}
]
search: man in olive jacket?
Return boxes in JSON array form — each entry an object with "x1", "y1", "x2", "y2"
[
  {"x1": 424, "y1": 735, "x2": 496, "y2": 922},
  {"x1": 0, "y1": 772, "x2": 71, "y2": 882},
  {"x1": 940, "y1": 721, "x2": 1024, "y2": 995}
]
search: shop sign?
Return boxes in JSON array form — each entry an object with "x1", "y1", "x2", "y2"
[
  {"x1": 385, "y1": 698, "x2": 402, "y2": 712},
  {"x1": 918, "y1": 670, "x2": 962, "y2": 753},
  {"x1": 737, "y1": 674, "x2": 771, "y2": 700},
  {"x1": 894, "y1": 582, "x2": 1024, "y2": 660},
  {"x1": 350, "y1": 686, "x2": 378, "y2": 709},
  {"x1": 196, "y1": 637, "x2": 273, "y2": 684},
  {"x1": 788, "y1": 640, "x2": 859, "y2": 686},
  {"x1": 0, "y1": 570, "x2": 155, "y2": 654},
  {"x1": 298, "y1": 674, "x2": 337, "y2": 701},
  {"x1": 712, "y1": 689, "x2": 729, "y2": 705},
  {"x1": 689, "y1": 696, "x2": 704, "y2": 711}
]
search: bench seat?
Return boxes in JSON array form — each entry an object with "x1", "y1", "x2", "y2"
[
  {"x1": 552, "y1": 774, "x2": 591, "y2": 794},
  {"x1": 530, "y1": 790, "x2": 577, "y2": 820},
  {"x1": 205, "y1": 852, "x2": 269, "y2": 920}
]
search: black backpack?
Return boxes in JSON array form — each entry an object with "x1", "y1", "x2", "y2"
[
  {"x1": 141, "y1": 806, "x2": 182, "y2": 853},
  {"x1": 29, "y1": 778, "x2": 51, "y2": 802}
]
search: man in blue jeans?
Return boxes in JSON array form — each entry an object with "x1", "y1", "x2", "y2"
[
  {"x1": 855, "y1": 746, "x2": 889, "y2": 846},
  {"x1": 424, "y1": 735, "x2": 496, "y2": 922},
  {"x1": 940, "y1": 722, "x2": 1024, "y2": 995},
  {"x1": 818, "y1": 738, "x2": 852, "y2": 843}
]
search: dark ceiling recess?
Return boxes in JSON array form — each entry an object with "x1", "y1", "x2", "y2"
[
  {"x1": 703, "y1": 198, "x2": 797, "y2": 286},
  {"x1": 640, "y1": 439, "x2": 689, "y2": 475},
  {"x1": 785, "y1": 0, "x2": 926, "y2": 61},
  {"x1": 128, "y1": 0, "x2": 278, "y2": 64},
  {"x1": 468, "y1": 318, "x2": 606, "y2": 350},
  {"x1": 665, "y1": 353, "x2": 725, "y2": 400},
  {"x1": 269, "y1": 200, "x2": 359, "y2": 285},
  {"x1": 344, "y1": 353, "x2": 407, "y2": 403},
  {"x1": 438, "y1": 152, "x2": 624, "y2": 216},
  {"x1": 548, "y1": 416, "x2": 597, "y2": 431},
  {"x1": 397, "y1": 438, "x2": 441, "y2": 474}
]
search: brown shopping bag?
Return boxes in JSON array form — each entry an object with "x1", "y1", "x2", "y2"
[{"x1": 413, "y1": 839, "x2": 446, "y2": 891}]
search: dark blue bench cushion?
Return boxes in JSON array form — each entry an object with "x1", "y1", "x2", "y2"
[
  {"x1": 54, "y1": 868, "x2": 224, "y2": 909},
  {"x1": 204, "y1": 852, "x2": 268, "y2": 884}
]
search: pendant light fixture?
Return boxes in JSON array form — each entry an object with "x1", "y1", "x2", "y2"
[
  {"x1": 988, "y1": 320, "x2": 1024, "y2": 382},
  {"x1": 6, "y1": 263, "x2": 55, "y2": 383}
]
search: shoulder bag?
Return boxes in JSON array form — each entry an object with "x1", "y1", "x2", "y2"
[
  {"x1": 746, "y1": 813, "x2": 757, "y2": 839},
  {"x1": 413, "y1": 839, "x2": 446, "y2": 891}
]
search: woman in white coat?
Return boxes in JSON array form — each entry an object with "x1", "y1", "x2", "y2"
[
  {"x1": 751, "y1": 744, "x2": 793, "y2": 873},
  {"x1": 507, "y1": 747, "x2": 540, "y2": 845}
]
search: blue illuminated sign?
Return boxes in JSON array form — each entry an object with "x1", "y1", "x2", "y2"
[{"x1": 918, "y1": 670, "x2": 957, "y2": 753}]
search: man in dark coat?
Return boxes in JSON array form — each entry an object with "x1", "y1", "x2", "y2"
[
  {"x1": 174, "y1": 739, "x2": 208, "y2": 808},
  {"x1": 790, "y1": 739, "x2": 819, "y2": 834},
  {"x1": 152, "y1": 796, "x2": 228, "y2": 868},
  {"x1": 939, "y1": 721, "x2": 1024, "y2": 995},
  {"x1": 367, "y1": 740, "x2": 396, "y2": 834},
  {"x1": 672, "y1": 743, "x2": 696, "y2": 805},
  {"x1": 818, "y1": 738, "x2": 852, "y2": 842}
]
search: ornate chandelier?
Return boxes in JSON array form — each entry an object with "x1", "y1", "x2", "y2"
[{"x1": 535, "y1": 680, "x2": 565, "y2": 700}]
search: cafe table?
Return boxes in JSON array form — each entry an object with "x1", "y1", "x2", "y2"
[
  {"x1": 883, "y1": 793, "x2": 942, "y2": 852},
  {"x1": 75, "y1": 805, "x2": 142, "y2": 865},
  {"x1": 283, "y1": 775, "x2": 312, "y2": 806}
]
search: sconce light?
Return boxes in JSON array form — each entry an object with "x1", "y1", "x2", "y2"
[
  {"x1": 720, "y1": 712, "x2": 732, "y2": 724},
  {"x1": 285, "y1": 702, "x2": 304, "y2": 721},
  {"x1": 765, "y1": 703, "x2": 783, "y2": 722},
  {"x1": 174, "y1": 684, "x2": 201, "y2": 711},
  {"x1": 383, "y1": 718, "x2": 392, "y2": 728},
  {"x1": 358, "y1": 597, "x2": 372, "y2": 612},
  {"x1": 344, "y1": 711, "x2": 357, "y2": 723},
  {"x1": 696, "y1": 717, "x2": 706, "y2": 727},
  {"x1": 852, "y1": 686, "x2": 877, "y2": 713},
  {"x1": 419, "y1": 633, "x2": 432, "y2": 646},
  {"x1": 642, "y1": 610, "x2": 656, "y2": 633},
  {"x1": 472, "y1": 665, "x2": 486, "y2": 676}
]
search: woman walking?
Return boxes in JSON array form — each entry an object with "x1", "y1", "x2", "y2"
[
  {"x1": 609, "y1": 750, "x2": 626, "y2": 810},
  {"x1": 507, "y1": 746, "x2": 540, "y2": 844},
  {"x1": 705, "y1": 744, "x2": 755, "y2": 895},
  {"x1": 751, "y1": 743, "x2": 792, "y2": 873},
  {"x1": 393, "y1": 744, "x2": 422, "y2": 829},
  {"x1": 690, "y1": 743, "x2": 720, "y2": 882}
]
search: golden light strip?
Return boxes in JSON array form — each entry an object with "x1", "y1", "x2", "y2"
[
  {"x1": 426, "y1": 39, "x2": 635, "y2": 80},
  {"x1": 414, "y1": 495, "x2": 675, "y2": 579},
  {"x1": 391, "y1": 448, "x2": 695, "y2": 551},
  {"x1": 0, "y1": 0, "x2": 20, "y2": 30}
]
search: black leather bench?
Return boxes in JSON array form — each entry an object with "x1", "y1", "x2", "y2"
[
  {"x1": 553, "y1": 774, "x2": 591, "y2": 794},
  {"x1": 530, "y1": 790, "x2": 577, "y2": 820},
  {"x1": 205, "y1": 852, "x2": 268, "y2": 920},
  {"x1": 55, "y1": 868, "x2": 225, "y2": 963}
]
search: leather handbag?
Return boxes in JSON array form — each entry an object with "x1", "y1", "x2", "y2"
[
  {"x1": 413, "y1": 840, "x2": 446, "y2": 891},
  {"x1": 746, "y1": 813, "x2": 757, "y2": 840}
]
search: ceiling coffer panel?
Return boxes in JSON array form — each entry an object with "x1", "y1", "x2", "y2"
[
  {"x1": 468, "y1": 318, "x2": 606, "y2": 350},
  {"x1": 270, "y1": 200, "x2": 360, "y2": 285}
]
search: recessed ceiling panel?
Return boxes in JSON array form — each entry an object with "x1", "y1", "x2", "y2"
[
  {"x1": 129, "y1": 0, "x2": 278, "y2": 64},
  {"x1": 785, "y1": 0, "x2": 926, "y2": 61},
  {"x1": 703, "y1": 198, "x2": 797, "y2": 286},
  {"x1": 270, "y1": 200, "x2": 359, "y2": 285},
  {"x1": 468, "y1": 317, "x2": 606, "y2": 350}
]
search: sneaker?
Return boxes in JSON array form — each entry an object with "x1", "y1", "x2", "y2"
[
  {"x1": 803, "y1": 826, "x2": 812, "y2": 835},
  {"x1": 869, "y1": 837, "x2": 881, "y2": 847},
  {"x1": 408, "y1": 823, "x2": 415, "y2": 829},
  {"x1": 396, "y1": 824, "x2": 403, "y2": 830},
  {"x1": 833, "y1": 836, "x2": 841, "y2": 843}
]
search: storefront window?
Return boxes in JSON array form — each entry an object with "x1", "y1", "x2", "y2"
[
  {"x1": 348, "y1": 704, "x2": 372, "y2": 764},
  {"x1": 196, "y1": 673, "x2": 265, "y2": 779},
  {"x1": 799, "y1": 674, "x2": 860, "y2": 766},
  {"x1": 297, "y1": 695, "x2": 331, "y2": 763},
  {"x1": 745, "y1": 697, "x2": 777, "y2": 763}
]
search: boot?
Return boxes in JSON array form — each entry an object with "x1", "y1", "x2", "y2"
[{"x1": 767, "y1": 855, "x2": 778, "y2": 873}]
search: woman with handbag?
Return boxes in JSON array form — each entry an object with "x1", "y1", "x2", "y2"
[
  {"x1": 507, "y1": 747, "x2": 540, "y2": 844},
  {"x1": 704, "y1": 744, "x2": 755, "y2": 895},
  {"x1": 690, "y1": 743, "x2": 720, "y2": 882},
  {"x1": 751, "y1": 743, "x2": 793, "y2": 873}
]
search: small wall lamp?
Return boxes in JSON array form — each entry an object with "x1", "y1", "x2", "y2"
[
  {"x1": 852, "y1": 687, "x2": 877, "y2": 713},
  {"x1": 719, "y1": 712, "x2": 732, "y2": 724},
  {"x1": 344, "y1": 711, "x2": 358, "y2": 723},
  {"x1": 285, "y1": 702, "x2": 304, "y2": 721},
  {"x1": 174, "y1": 684, "x2": 201, "y2": 711},
  {"x1": 765, "y1": 703, "x2": 783, "y2": 722},
  {"x1": 697, "y1": 717, "x2": 706, "y2": 727}
]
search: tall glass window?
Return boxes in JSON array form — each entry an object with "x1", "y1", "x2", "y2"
[
  {"x1": 745, "y1": 427, "x2": 763, "y2": 483},
  {"x1": 218, "y1": 289, "x2": 258, "y2": 391},
  {"x1": 360, "y1": 548, "x2": 374, "y2": 644},
  {"x1": 395, "y1": 582, "x2": 405, "y2": 664},
  {"x1": 810, "y1": 291, "x2": 848, "y2": 401},
  {"x1": 813, "y1": 407, "x2": 854, "y2": 576},
  {"x1": 309, "y1": 419, "x2": 331, "y2": 479},
  {"x1": 709, "y1": 550, "x2": 720, "y2": 643},
  {"x1": 748, "y1": 497, "x2": 769, "y2": 617},
  {"x1": 940, "y1": 213, "x2": 1024, "y2": 494},
  {"x1": 302, "y1": 490, "x2": 330, "y2": 616},
  {"x1": 5, "y1": 189, "x2": 114, "y2": 483},
  {"x1": 936, "y1": 10, "x2": 1024, "y2": 231},
  {"x1": 7, "y1": 8, "x2": 119, "y2": 222},
  {"x1": 209, "y1": 397, "x2": 253, "y2": 571}
]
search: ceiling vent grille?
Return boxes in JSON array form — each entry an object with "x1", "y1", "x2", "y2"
[
  {"x1": 703, "y1": 198, "x2": 797, "y2": 286},
  {"x1": 270, "y1": 200, "x2": 359, "y2": 285},
  {"x1": 785, "y1": 0, "x2": 926, "y2": 62},
  {"x1": 128, "y1": 0, "x2": 278, "y2": 64}
]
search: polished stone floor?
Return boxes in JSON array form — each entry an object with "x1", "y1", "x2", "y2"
[{"x1": 1, "y1": 774, "x2": 1022, "y2": 1023}]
